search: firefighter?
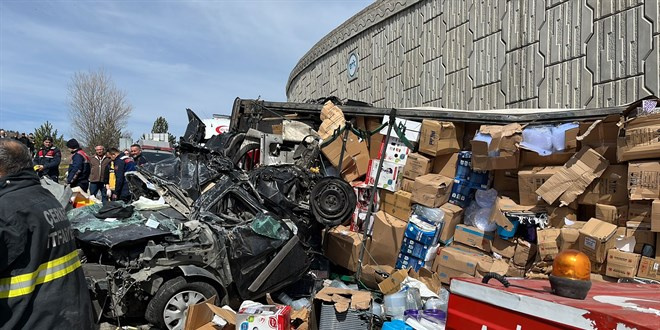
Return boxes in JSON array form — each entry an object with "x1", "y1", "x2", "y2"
[{"x1": 0, "y1": 138, "x2": 94, "y2": 329}]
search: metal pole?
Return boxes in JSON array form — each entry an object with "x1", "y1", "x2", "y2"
[
  {"x1": 336, "y1": 122, "x2": 350, "y2": 177},
  {"x1": 356, "y1": 108, "x2": 397, "y2": 282}
]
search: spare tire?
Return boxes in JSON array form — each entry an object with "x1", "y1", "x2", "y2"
[{"x1": 310, "y1": 177, "x2": 357, "y2": 226}]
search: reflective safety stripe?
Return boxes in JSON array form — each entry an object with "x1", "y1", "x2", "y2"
[{"x1": 0, "y1": 250, "x2": 81, "y2": 299}]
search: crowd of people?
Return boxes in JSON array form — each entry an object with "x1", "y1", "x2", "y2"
[{"x1": 0, "y1": 129, "x2": 149, "y2": 203}]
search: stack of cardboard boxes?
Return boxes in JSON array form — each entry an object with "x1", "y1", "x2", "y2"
[{"x1": 322, "y1": 100, "x2": 660, "y2": 284}]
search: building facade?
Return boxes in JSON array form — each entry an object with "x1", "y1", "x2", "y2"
[{"x1": 287, "y1": 0, "x2": 659, "y2": 110}]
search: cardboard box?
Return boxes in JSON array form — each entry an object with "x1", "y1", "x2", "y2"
[
  {"x1": 401, "y1": 178, "x2": 415, "y2": 193},
  {"x1": 537, "y1": 228, "x2": 561, "y2": 261},
  {"x1": 436, "y1": 246, "x2": 486, "y2": 275},
  {"x1": 432, "y1": 153, "x2": 458, "y2": 179},
  {"x1": 471, "y1": 123, "x2": 523, "y2": 171},
  {"x1": 493, "y1": 170, "x2": 520, "y2": 202},
  {"x1": 438, "y1": 203, "x2": 463, "y2": 244},
  {"x1": 578, "y1": 165, "x2": 628, "y2": 205},
  {"x1": 536, "y1": 148, "x2": 609, "y2": 206},
  {"x1": 378, "y1": 269, "x2": 409, "y2": 295},
  {"x1": 368, "y1": 211, "x2": 407, "y2": 267},
  {"x1": 380, "y1": 190, "x2": 412, "y2": 221},
  {"x1": 379, "y1": 136, "x2": 411, "y2": 165},
  {"x1": 512, "y1": 240, "x2": 537, "y2": 267},
  {"x1": 653, "y1": 199, "x2": 660, "y2": 232},
  {"x1": 578, "y1": 218, "x2": 619, "y2": 263},
  {"x1": 323, "y1": 226, "x2": 362, "y2": 272},
  {"x1": 626, "y1": 223, "x2": 656, "y2": 254},
  {"x1": 359, "y1": 116, "x2": 385, "y2": 160},
  {"x1": 490, "y1": 196, "x2": 543, "y2": 233},
  {"x1": 380, "y1": 116, "x2": 422, "y2": 142},
  {"x1": 595, "y1": 203, "x2": 628, "y2": 226},
  {"x1": 321, "y1": 131, "x2": 370, "y2": 181},
  {"x1": 434, "y1": 264, "x2": 474, "y2": 285},
  {"x1": 402, "y1": 153, "x2": 433, "y2": 179},
  {"x1": 605, "y1": 249, "x2": 641, "y2": 278},
  {"x1": 400, "y1": 237, "x2": 434, "y2": 260},
  {"x1": 629, "y1": 200, "x2": 652, "y2": 222},
  {"x1": 617, "y1": 112, "x2": 660, "y2": 162},
  {"x1": 628, "y1": 161, "x2": 660, "y2": 200},
  {"x1": 313, "y1": 287, "x2": 371, "y2": 313},
  {"x1": 546, "y1": 206, "x2": 578, "y2": 228},
  {"x1": 578, "y1": 115, "x2": 620, "y2": 164},
  {"x1": 404, "y1": 217, "x2": 440, "y2": 246},
  {"x1": 559, "y1": 226, "x2": 582, "y2": 252},
  {"x1": 518, "y1": 166, "x2": 562, "y2": 205},
  {"x1": 637, "y1": 256, "x2": 660, "y2": 280},
  {"x1": 350, "y1": 181, "x2": 379, "y2": 233},
  {"x1": 475, "y1": 257, "x2": 509, "y2": 277},
  {"x1": 395, "y1": 253, "x2": 426, "y2": 271},
  {"x1": 419, "y1": 120, "x2": 463, "y2": 156},
  {"x1": 365, "y1": 159, "x2": 404, "y2": 192},
  {"x1": 411, "y1": 173, "x2": 453, "y2": 208},
  {"x1": 454, "y1": 224, "x2": 493, "y2": 252},
  {"x1": 236, "y1": 305, "x2": 291, "y2": 330},
  {"x1": 185, "y1": 296, "x2": 236, "y2": 330},
  {"x1": 491, "y1": 235, "x2": 517, "y2": 259},
  {"x1": 506, "y1": 260, "x2": 526, "y2": 277}
]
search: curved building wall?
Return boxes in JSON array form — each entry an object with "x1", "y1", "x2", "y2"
[{"x1": 287, "y1": 0, "x2": 660, "y2": 110}]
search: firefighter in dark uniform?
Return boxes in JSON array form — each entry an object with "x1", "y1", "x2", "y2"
[
  {"x1": 33, "y1": 136, "x2": 62, "y2": 182},
  {"x1": 0, "y1": 138, "x2": 94, "y2": 329}
]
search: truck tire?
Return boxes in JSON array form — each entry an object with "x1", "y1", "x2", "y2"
[{"x1": 145, "y1": 276, "x2": 218, "y2": 330}]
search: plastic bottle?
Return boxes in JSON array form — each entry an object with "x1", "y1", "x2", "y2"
[
  {"x1": 328, "y1": 279, "x2": 350, "y2": 289},
  {"x1": 405, "y1": 287, "x2": 423, "y2": 310},
  {"x1": 475, "y1": 188, "x2": 497, "y2": 208},
  {"x1": 277, "y1": 292, "x2": 310, "y2": 310},
  {"x1": 384, "y1": 291, "x2": 407, "y2": 319},
  {"x1": 371, "y1": 302, "x2": 383, "y2": 317}
]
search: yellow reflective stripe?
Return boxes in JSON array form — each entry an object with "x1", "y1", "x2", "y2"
[
  {"x1": 0, "y1": 260, "x2": 81, "y2": 299},
  {"x1": 0, "y1": 250, "x2": 79, "y2": 286}
]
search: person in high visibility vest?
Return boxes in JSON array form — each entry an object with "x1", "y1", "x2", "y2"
[
  {"x1": 0, "y1": 138, "x2": 94, "y2": 329},
  {"x1": 104, "y1": 147, "x2": 136, "y2": 202}
]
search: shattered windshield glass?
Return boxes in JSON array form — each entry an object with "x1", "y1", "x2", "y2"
[{"x1": 250, "y1": 213, "x2": 291, "y2": 240}]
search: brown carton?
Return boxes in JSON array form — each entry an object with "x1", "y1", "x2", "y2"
[
  {"x1": 321, "y1": 131, "x2": 370, "y2": 181},
  {"x1": 365, "y1": 117, "x2": 385, "y2": 160},
  {"x1": 520, "y1": 150, "x2": 576, "y2": 167},
  {"x1": 628, "y1": 161, "x2": 660, "y2": 200},
  {"x1": 595, "y1": 203, "x2": 628, "y2": 226},
  {"x1": 491, "y1": 235, "x2": 516, "y2": 259},
  {"x1": 380, "y1": 191, "x2": 413, "y2": 221},
  {"x1": 185, "y1": 296, "x2": 236, "y2": 330},
  {"x1": 367, "y1": 211, "x2": 408, "y2": 267},
  {"x1": 490, "y1": 196, "x2": 543, "y2": 232},
  {"x1": 537, "y1": 228, "x2": 561, "y2": 261},
  {"x1": 378, "y1": 269, "x2": 409, "y2": 295},
  {"x1": 578, "y1": 114, "x2": 620, "y2": 163},
  {"x1": 653, "y1": 200, "x2": 660, "y2": 232},
  {"x1": 432, "y1": 153, "x2": 458, "y2": 179},
  {"x1": 419, "y1": 120, "x2": 463, "y2": 156},
  {"x1": 578, "y1": 218, "x2": 619, "y2": 263},
  {"x1": 402, "y1": 153, "x2": 433, "y2": 179},
  {"x1": 546, "y1": 206, "x2": 578, "y2": 228},
  {"x1": 512, "y1": 240, "x2": 537, "y2": 267},
  {"x1": 493, "y1": 170, "x2": 520, "y2": 202},
  {"x1": 401, "y1": 178, "x2": 415, "y2": 193},
  {"x1": 411, "y1": 174, "x2": 453, "y2": 208},
  {"x1": 438, "y1": 203, "x2": 463, "y2": 243},
  {"x1": 518, "y1": 166, "x2": 562, "y2": 205},
  {"x1": 453, "y1": 224, "x2": 494, "y2": 252},
  {"x1": 471, "y1": 123, "x2": 523, "y2": 171},
  {"x1": 323, "y1": 225, "x2": 362, "y2": 272},
  {"x1": 578, "y1": 165, "x2": 628, "y2": 205},
  {"x1": 506, "y1": 260, "x2": 527, "y2": 277},
  {"x1": 475, "y1": 257, "x2": 509, "y2": 277},
  {"x1": 436, "y1": 246, "x2": 486, "y2": 275},
  {"x1": 559, "y1": 222, "x2": 586, "y2": 252},
  {"x1": 434, "y1": 264, "x2": 474, "y2": 285},
  {"x1": 536, "y1": 148, "x2": 609, "y2": 206},
  {"x1": 628, "y1": 200, "x2": 652, "y2": 222},
  {"x1": 605, "y1": 249, "x2": 641, "y2": 278},
  {"x1": 637, "y1": 256, "x2": 660, "y2": 281},
  {"x1": 626, "y1": 222, "x2": 656, "y2": 254},
  {"x1": 617, "y1": 112, "x2": 660, "y2": 162}
]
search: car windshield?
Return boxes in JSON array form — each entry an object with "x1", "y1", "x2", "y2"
[{"x1": 141, "y1": 150, "x2": 175, "y2": 163}]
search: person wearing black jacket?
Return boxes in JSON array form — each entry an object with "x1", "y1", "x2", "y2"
[
  {"x1": 0, "y1": 138, "x2": 94, "y2": 329},
  {"x1": 33, "y1": 136, "x2": 62, "y2": 182},
  {"x1": 130, "y1": 144, "x2": 148, "y2": 166},
  {"x1": 104, "y1": 147, "x2": 137, "y2": 202},
  {"x1": 65, "y1": 138, "x2": 91, "y2": 191}
]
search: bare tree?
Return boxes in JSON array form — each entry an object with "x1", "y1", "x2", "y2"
[{"x1": 68, "y1": 69, "x2": 132, "y2": 149}]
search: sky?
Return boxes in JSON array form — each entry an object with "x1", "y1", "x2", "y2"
[{"x1": 0, "y1": 0, "x2": 372, "y2": 141}]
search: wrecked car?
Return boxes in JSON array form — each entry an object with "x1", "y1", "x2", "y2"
[{"x1": 69, "y1": 110, "x2": 356, "y2": 330}]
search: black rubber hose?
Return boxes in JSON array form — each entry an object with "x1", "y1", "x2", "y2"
[{"x1": 481, "y1": 272, "x2": 511, "y2": 288}]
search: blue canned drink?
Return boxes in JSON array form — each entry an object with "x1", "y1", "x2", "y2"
[
  {"x1": 455, "y1": 151, "x2": 472, "y2": 180},
  {"x1": 448, "y1": 178, "x2": 474, "y2": 208}
]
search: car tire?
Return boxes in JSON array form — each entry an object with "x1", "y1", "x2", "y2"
[{"x1": 145, "y1": 276, "x2": 218, "y2": 330}]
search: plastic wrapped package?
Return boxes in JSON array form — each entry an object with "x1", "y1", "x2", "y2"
[
  {"x1": 475, "y1": 188, "x2": 497, "y2": 208},
  {"x1": 473, "y1": 133, "x2": 499, "y2": 157},
  {"x1": 412, "y1": 205, "x2": 445, "y2": 225},
  {"x1": 463, "y1": 201, "x2": 479, "y2": 227},
  {"x1": 473, "y1": 207, "x2": 497, "y2": 232},
  {"x1": 551, "y1": 122, "x2": 579, "y2": 152},
  {"x1": 521, "y1": 126, "x2": 553, "y2": 156}
]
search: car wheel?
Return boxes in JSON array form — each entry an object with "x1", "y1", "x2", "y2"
[
  {"x1": 310, "y1": 177, "x2": 357, "y2": 226},
  {"x1": 145, "y1": 276, "x2": 218, "y2": 330}
]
